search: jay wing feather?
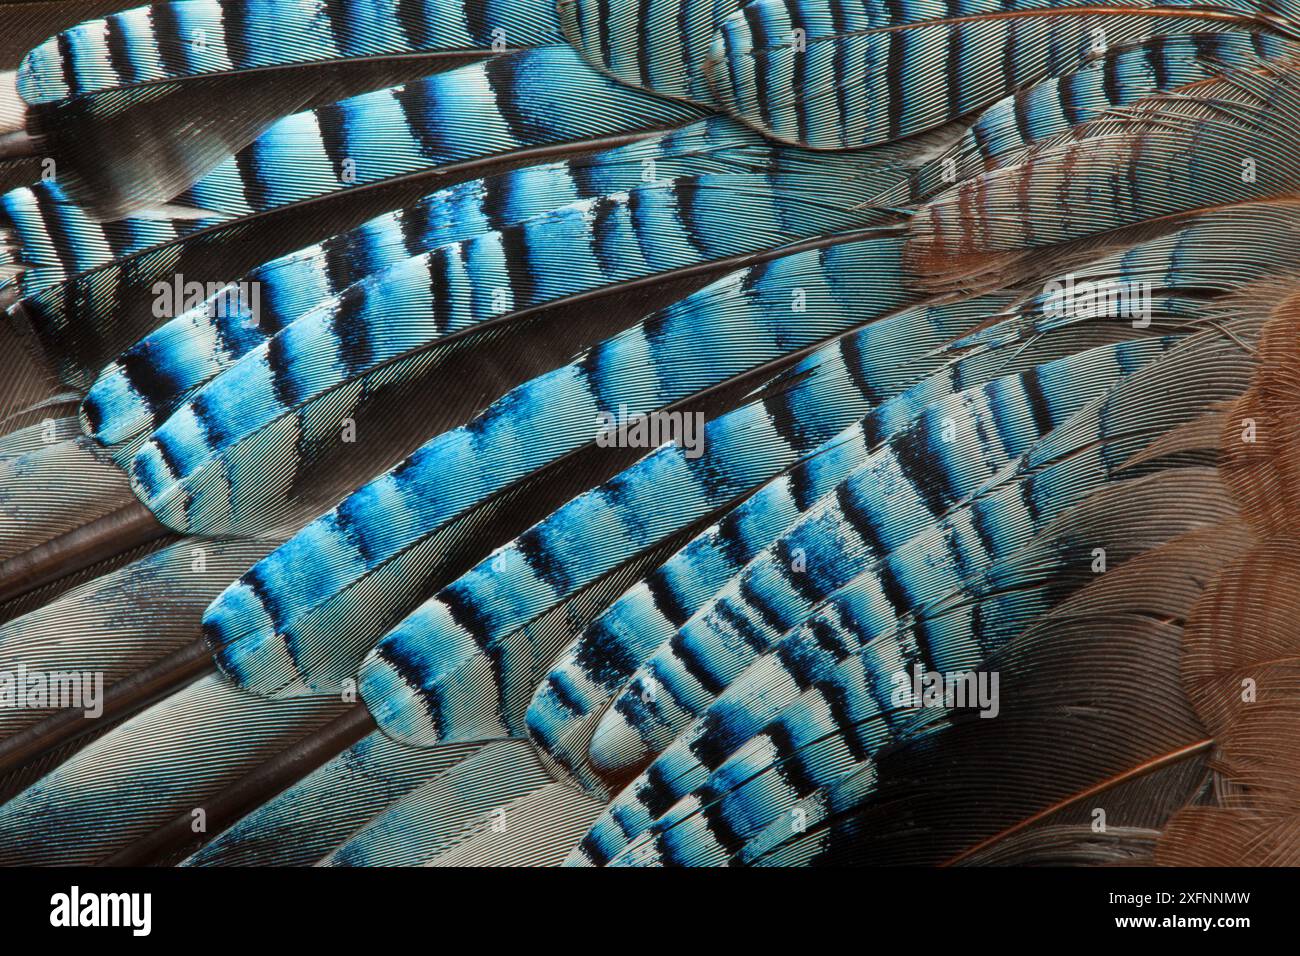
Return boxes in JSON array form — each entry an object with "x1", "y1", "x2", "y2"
[
  {"x1": 591, "y1": 469, "x2": 1238, "y2": 866},
  {"x1": 77, "y1": 115, "x2": 913, "y2": 456},
  {"x1": 671, "y1": 305, "x2": 1268, "y2": 866},
  {"x1": 12, "y1": 0, "x2": 563, "y2": 113},
  {"x1": 907, "y1": 57, "x2": 1300, "y2": 279},
  {"x1": 5, "y1": 0, "x2": 567, "y2": 216},
  {"x1": 119, "y1": 167, "x2": 912, "y2": 539},
  {"x1": 701, "y1": 0, "x2": 1300, "y2": 149},
  {"x1": 585, "y1": 333, "x2": 1189, "y2": 782},
  {"x1": 0, "y1": 0, "x2": 1298, "y2": 869},
  {"x1": 197, "y1": 235, "x2": 935, "y2": 702},
  {"x1": 0, "y1": 45, "x2": 706, "y2": 408},
  {"x1": 525, "y1": 292, "x2": 1032, "y2": 792}
]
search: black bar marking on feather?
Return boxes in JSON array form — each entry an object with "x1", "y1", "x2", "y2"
[
  {"x1": 1012, "y1": 86, "x2": 1034, "y2": 150},
  {"x1": 441, "y1": 579, "x2": 499, "y2": 647},
  {"x1": 640, "y1": 761, "x2": 681, "y2": 818},
  {"x1": 55, "y1": 31, "x2": 80, "y2": 99},
  {"x1": 1020, "y1": 367, "x2": 1056, "y2": 438},
  {"x1": 721, "y1": 22, "x2": 748, "y2": 123},
  {"x1": 324, "y1": 235, "x2": 362, "y2": 297},
  {"x1": 1146, "y1": 35, "x2": 1170, "y2": 93},
  {"x1": 673, "y1": 180, "x2": 710, "y2": 257},
  {"x1": 393, "y1": 80, "x2": 447, "y2": 159},
  {"x1": 832, "y1": 0, "x2": 854, "y2": 144},
  {"x1": 1000, "y1": 16, "x2": 1018, "y2": 98},
  {"x1": 224, "y1": 0, "x2": 254, "y2": 70},
  {"x1": 190, "y1": 388, "x2": 235, "y2": 448},
  {"x1": 104, "y1": 14, "x2": 138, "y2": 87},
  {"x1": 836, "y1": 314, "x2": 887, "y2": 406},
  {"x1": 774, "y1": 536, "x2": 822, "y2": 604},
  {"x1": 744, "y1": 1, "x2": 778, "y2": 134},
  {"x1": 947, "y1": 21, "x2": 966, "y2": 123},
  {"x1": 823, "y1": 673, "x2": 870, "y2": 761},
  {"x1": 737, "y1": 571, "x2": 790, "y2": 637},
  {"x1": 151, "y1": 4, "x2": 192, "y2": 80},
  {"x1": 965, "y1": 490, "x2": 1001, "y2": 563},
  {"x1": 686, "y1": 710, "x2": 735, "y2": 772},
  {"x1": 464, "y1": 0, "x2": 495, "y2": 48},
  {"x1": 323, "y1": 0, "x2": 360, "y2": 54},
  {"x1": 482, "y1": 55, "x2": 541, "y2": 147},
  {"x1": 786, "y1": 0, "x2": 813, "y2": 144},
  {"x1": 31, "y1": 186, "x2": 83, "y2": 277},
  {"x1": 479, "y1": 170, "x2": 519, "y2": 234},
  {"x1": 543, "y1": 671, "x2": 587, "y2": 719},
  {"x1": 499, "y1": 221, "x2": 539, "y2": 317},
  {"x1": 638, "y1": 0, "x2": 657, "y2": 89},
  {"x1": 833, "y1": 481, "x2": 914, "y2": 615},
  {"x1": 785, "y1": 616, "x2": 847, "y2": 683},
  {"x1": 331, "y1": 495, "x2": 382, "y2": 568},
  {"x1": 333, "y1": 286, "x2": 376, "y2": 376},
  {"x1": 766, "y1": 718, "x2": 821, "y2": 793},
  {"x1": 517, "y1": 525, "x2": 572, "y2": 593},
  {"x1": 698, "y1": 791, "x2": 749, "y2": 856},
  {"x1": 1192, "y1": 33, "x2": 1222, "y2": 68},
  {"x1": 587, "y1": 193, "x2": 627, "y2": 277},
  {"x1": 671, "y1": 616, "x2": 732, "y2": 697},
  {"x1": 1058, "y1": 68, "x2": 1082, "y2": 126},
  {"x1": 428, "y1": 246, "x2": 455, "y2": 334},
  {"x1": 646, "y1": 570, "x2": 693, "y2": 628},
  {"x1": 265, "y1": 329, "x2": 300, "y2": 410},
  {"x1": 765, "y1": 380, "x2": 811, "y2": 453},
  {"x1": 234, "y1": 147, "x2": 271, "y2": 214},
  {"x1": 596, "y1": 0, "x2": 615, "y2": 74},
  {"x1": 314, "y1": 101, "x2": 353, "y2": 187},
  {"x1": 1102, "y1": 44, "x2": 1122, "y2": 107},
  {"x1": 788, "y1": 454, "x2": 825, "y2": 511},
  {"x1": 398, "y1": 0, "x2": 435, "y2": 48},
  {"x1": 397, "y1": 201, "x2": 436, "y2": 262},
  {"x1": 573, "y1": 622, "x2": 641, "y2": 687}
]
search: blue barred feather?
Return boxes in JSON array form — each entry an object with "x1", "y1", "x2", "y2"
[
  {"x1": 2, "y1": 0, "x2": 1297, "y2": 871},
  {"x1": 581, "y1": 334, "x2": 1175, "y2": 782},
  {"x1": 910, "y1": 58, "x2": 1300, "y2": 270},
  {"x1": 907, "y1": 31, "x2": 1292, "y2": 198},
  {"x1": 580, "y1": 352, "x2": 1245, "y2": 866},
  {"x1": 16, "y1": 0, "x2": 563, "y2": 106},
  {"x1": 706, "y1": 1, "x2": 1295, "y2": 148},
  {"x1": 313, "y1": 199, "x2": 1300, "y2": 786},
  {"x1": 198, "y1": 235, "x2": 933, "y2": 698},
  {"x1": 580, "y1": 461, "x2": 1227, "y2": 865},
  {"x1": 4, "y1": 44, "x2": 706, "y2": 392},
  {"x1": 82, "y1": 115, "x2": 914, "y2": 457}
]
